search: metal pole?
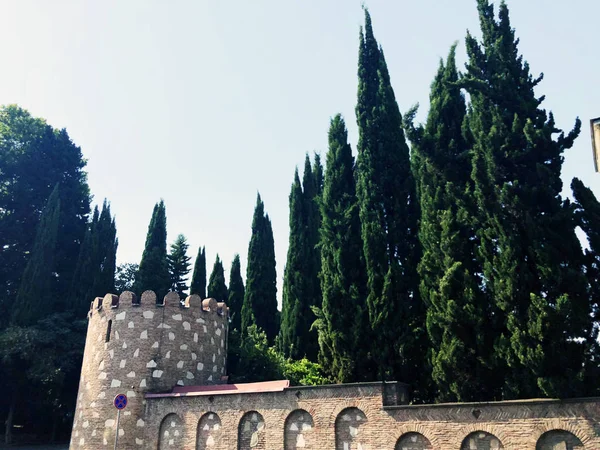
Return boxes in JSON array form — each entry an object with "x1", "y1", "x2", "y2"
[{"x1": 114, "y1": 408, "x2": 121, "y2": 450}]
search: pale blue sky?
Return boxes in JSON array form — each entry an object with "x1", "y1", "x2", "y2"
[{"x1": 1, "y1": 1, "x2": 598, "y2": 304}]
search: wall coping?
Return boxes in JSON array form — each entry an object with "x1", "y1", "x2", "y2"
[{"x1": 383, "y1": 396, "x2": 600, "y2": 410}]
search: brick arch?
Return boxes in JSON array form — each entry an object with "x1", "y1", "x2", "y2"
[
  {"x1": 391, "y1": 426, "x2": 437, "y2": 449},
  {"x1": 529, "y1": 421, "x2": 591, "y2": 448},
  {"x1": 284, "y1": 409, "x2": 315, "y2": 450},
  {"x1": 334, "y1": 407, "x2": 368, "y2": 450},
  {"x1": 326, "y1": 399, "x2": 378, "y2": 429},
  {"x1": 460, "y1": 430, "x2": 504, "y2": 449},
  {"x1": 535, "y1": 429, "x2": 586, "y2": 450},
  {"x1": 196, "y1": 411, "x2": 222, "y2": 450},
  {"x1": 238, "y1": 411, "x2": 266, "y2": 450},
  {"x1": 453, "y1": 423, "x2": 511, "y2": 449},
  {"x1": 396, "y1": 431, "x2": 433, "y2": 450},
  {"x1": 158, "y1": 413, "x2": 185, "y2": 449}
]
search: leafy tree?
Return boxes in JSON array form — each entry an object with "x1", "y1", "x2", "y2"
[
  {"x1": 207, "y1": 254, "x2": 228, "y2": 301},
  {"x1": 190, "y1": 246, "x2": 207, "y2": 298},
  {"x1": 134, "y1": 200, "x2": 170, "y2": 301},
  {"x1": 462, "y1": 0, "x2": 591, "y2": 398},
  {"x1": 114, "y1": 263, "x2": 139, "y2": 294},
  {"x1": 69, "y1": 200, "x2": 118, "y2": 315},
  {"x1": 355, "y1": 9, "x2": 422, "y2": 384},
  {"x1": 241, "y1": 193, "x2": 278, "y2": 343},
  {"x1": 227, "y1": 254, "x2": 245, "y2": 331},
  {"x1": 313, "y1": 115, "x2": 368, "y2": 383},
  {"x1": 0, "y1": 105, "x2": 90, "y2": 323},
  {"x1": 11, "y1": 186, "x2": 61, "y2": 326},
  {"x1": 405, "y1": 46, "x2": 496, "y2": 402},
  {"x1": 168, "y1": 234, "x2": 192, "y2": 298}
]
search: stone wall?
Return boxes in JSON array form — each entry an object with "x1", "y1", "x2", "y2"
[
  {"x1": 143, "y1": 383, "x2": 600, "y2": 450},
  {"x1": 69, "y1": 291, "x2": 228, "y2": 449}
]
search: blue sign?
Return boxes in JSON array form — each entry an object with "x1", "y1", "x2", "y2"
[{"x1": 114, "y1": 393, "x2": 127, "y2": 410}]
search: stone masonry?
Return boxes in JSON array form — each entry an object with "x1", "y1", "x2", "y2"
[{"x1": 70, "y1": 291, "x2": 600, "y2": 449}]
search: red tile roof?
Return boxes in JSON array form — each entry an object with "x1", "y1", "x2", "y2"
[{"x1": 145, "y1": 380, "x2": 290, "y2": 399}]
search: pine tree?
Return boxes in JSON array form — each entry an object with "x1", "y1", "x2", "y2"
[
  {"x1": 241, "y1": 193, "x2": 278, "y2": 343},
  {"x1": 134, "y1": 200, "x2": 170, "y2": 301},
  {"x1": 69, "y1": 200, "x2": 118, "y2": 314},
  {"x1": 314, "y1": 114, "x2": 368, "y2": 383},
  {"x1": 207, "y1": 255, "x2": 228, "y2": 301},
  {"x1": 168, "y1": 234, "x2": 192, "y2": 299},
  {"x1": 190, "y1": 246, "x2": 207, "y2": 298},
  {"x1": 463, "y1": 0, "x2": 590, "y2": 398},
  {"x1": 227, "y1": 254, "x2": 245, "y2": 331},
  {"x1": 355, "y1": 9, "x2": 422, "y2": 383},
  {"x1": 405, "y1": 46, "x2": 496, "y2": 401},
  {"x1": 11, "y1": 185, "x2": 61, "y2": 326}
]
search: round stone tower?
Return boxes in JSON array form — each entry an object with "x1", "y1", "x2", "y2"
[{"x1": 69, "y1": 291, "x2": 229, "y2": 449}]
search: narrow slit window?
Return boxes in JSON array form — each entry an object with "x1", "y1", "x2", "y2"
[{"x1": 105, "y1": 319, "x2": 112, "y2": 342}]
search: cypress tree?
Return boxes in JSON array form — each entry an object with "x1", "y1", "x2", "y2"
[
  {"x1": 134, "y1": 200, "x2": 170, "y2": 301},
  {"x1": 11, "y1": 185, "x2": 61, "y2": 326},
  {"x1": 190, "y1": 246, "x2": 207, "y2": 298},
  {"x1": 207, "y1": 254, "x2": 227, "y2": 301},
  {"x1": 463, "y1": 0, "x2": 590, "y2": 398},
  {"x1": 241, "y1": 193, "x2": 278, "y2": 343},
  {"x1": 280, "y1": 169, "x2": 309, "y2": 358},
  {"x1": 355, "y1": 9, "x2": 422, "y2": 383},
  {"x1": 405, "y1": 46, "x2": 497, "y2": 401},
  {"x1": 227, "y1": 254, "x2": 245, "y2": 331},
  {"x1": 168, "y1": 234, "x2": 192, "y2": 299},
  {"x1": 314, "y1": 114, "x2": 368, "y2": 383}
]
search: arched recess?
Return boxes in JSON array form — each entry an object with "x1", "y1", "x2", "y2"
[
  {"x1": 284, "y1": 409, "x2": 314, "y2": 450},
  {"x1": 396, "y1": 432, "x2": 433, "y2": 450},
  {"x1": 461, "y1": 431, "x2": 503, "y2": 450},
  {"x1": 158, "y1": 413, "x2": 185, "y2": 449},
  {"x1": 197, "y1": 412, "x2": 222, "y2": 449},
  {"x1": 335, "y1": 407, "x2": 367, "y2": 450},
  {"x1": 238, "y1": 411, "x2": 265, "y2": 450},
  {"x1": 536, "y1": 430, "x2": 584, "y2": 450}
]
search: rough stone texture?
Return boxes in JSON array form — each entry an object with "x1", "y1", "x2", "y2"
[
  {"x1": 141, "y1": 384, "x2": 600, "y2": 450},
  {"x1": 238, "y1": 411, "x2": 266, "y2": 450},
  {"x1": 69, "y1": 292, "x2": 228, "y2": 449},
  {"x1": 536, "y1": 430, "x2": 584, "y2": 450},
  {"x1": 197, "y1": 412, "x2": 221, "y2": 449},
  {"x1": 284, "y1": 409, "x2": 314, "y2": 449}
]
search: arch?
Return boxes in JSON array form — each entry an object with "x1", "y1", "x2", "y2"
[
  {"x1": 536, "y1": 430, "x2": 584, "y2": 450},
  {"x1": 284, "y1": 409, "x2": 315, "y2": 450},
  {"x1": 196, "y1": 412, "x2": 222, "y2": 449},
  {"x1": 335, "y1": 407, "x2": 367, "y2": 450},
  {"x1": 238, "y1": 411, "x2": 265, "y2": 450},
  {"x1": 158, "y1": 413, "x2": 185, "y2": 449},
  {"x1": 396, "y1": 432, "x2": 433, "y2": 450},
  {"x1": 461, "y1": 431, "x2": 503, "y2": 450}
]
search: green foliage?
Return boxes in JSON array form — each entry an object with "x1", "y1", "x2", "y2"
[
  {"x1": 241, "y1": 194, "x2": 278, "y2": 343},
  {"x1": 134, "y1": 200, "x2": 170, "y2": 300},
  {"x1": 207, "y1": 254, "x2": 227, "y2": 301},
  {"x1": 461, "y1": 0, "x2": 591, "y2": 398},
  {"x1": 355, "y1": 10, "x2": 423, "y2": 385},
  {"x1": 190, "y1": 246, "x2": 207, "y2": 298},
  {"x1": 168, "y1": 234, "x2": 192, "y2": 298},
  {"x1": 314, "y1": 114, "x2": 368, "y2": 383},
  {"x1": 0, "y1": 105, "x2": 90, "y2": 324},
  {"x1": 227, "y1": 254, "x2": 245, "y2": 332},
  {"x1": 115, "y1": 263, "x2": 139, "y2": 294},
  {"x1": 11, "y1": 186, "x2": 61, "y2": 326},
  {"x1": 69, "y1": 200, "x2": 118, "y2": 315}
]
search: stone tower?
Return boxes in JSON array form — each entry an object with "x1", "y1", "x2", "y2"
[{"x1": 69, "y1": 290, "x2": 228, "y2": 449}]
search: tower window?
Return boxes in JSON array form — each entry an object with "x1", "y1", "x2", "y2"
[{"x1": 105, "y1": 320, "x2": 112, "y2": 342}]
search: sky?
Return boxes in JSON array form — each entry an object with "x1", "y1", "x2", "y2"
[{"x1": 0, "y1": 0, "x2": 599, "y2": 305}]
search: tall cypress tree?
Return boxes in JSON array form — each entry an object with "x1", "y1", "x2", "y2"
[
  {"x1": 314, "y1": 114, "x2": 368, "y2": 382},
  {"x1": 241, "y1": 194, "x2": 278, "y2": 343},
  {"x1": 190, "y1": 246, "x2": 207, "y2": 298},
  {"x1": 227, "y1": 254, "x2": 245, "y2": 331},
  {"x1": 69, "y1": 200, "x2": 118, "y2": 314},
  {"x1": 463, "y1": 0, "x2": 590, "y2": 398},
  {"x1": 207, "y1": 254, "x2": 227, "y2": 301},
  {"x1": 405, "y1": 46, "x2": 497, "y2": 401},
  {"x1": 11, "y1": 185, "x2": 61, "y2": 326},
  {"x1": 355, "y1": 9, "x2": 422, "y2": 383},
  {"x1": 134, "y1": 200, "x2": 170, "y2": 301},
  {"x1": 168, "y1": 234, "x2": 192, "y2": 299}
]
